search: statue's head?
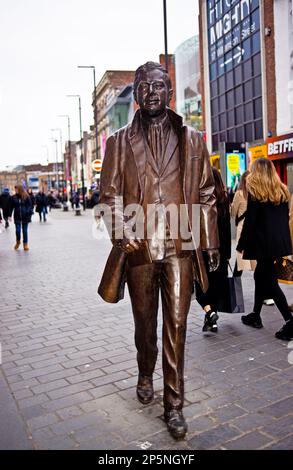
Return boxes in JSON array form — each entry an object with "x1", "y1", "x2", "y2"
[{"x1": 133, "y1": 61, "x2": 173, "y2": 117}]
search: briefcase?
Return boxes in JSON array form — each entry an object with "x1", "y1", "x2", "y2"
[{"x1": 218, "y1": 275, "x2": 245, "y2": 314}]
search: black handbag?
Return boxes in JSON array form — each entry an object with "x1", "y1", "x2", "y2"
[{"x1": 217, "y1": 264, "x2": 245, "y2": 313}]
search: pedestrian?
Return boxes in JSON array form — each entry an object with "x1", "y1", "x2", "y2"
[
  {"x1": 72, "y1": 191, "x2": 80, "y2": 209},
  {"x1": 0, "y1": 187, "x2": 12, "y2": 228},
  {"x1": 35, "y1": 189, "x2": 48, "y2": 222},
  {"x1": 9, "y1": 184, "x2": 32, "y2": 251},
  {"x1": 27, "y1": 188, "x2": 35, "y2": 213},
  {"x1": 237, "y1": 158, "x2": 293, "y2": 341},
  {"x1": 195, "y1": 167, "x2": 231, "y2": 333},
  {"x1": 231, "y1": 171, "x2": 256, "y2": 276},
  {"x1": 231, "y1": 172, "x2": 274, "y2": 306},
  {"x1": 98, "y1": 61, "x2": 219, "y2": 439},
  {"x1": 47, "y1": 191, "x2": 55, "y2": 212}
]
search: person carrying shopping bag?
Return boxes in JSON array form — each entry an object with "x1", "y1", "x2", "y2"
[{"x1": 237, "y1": 158, "x2": 293, "y2": 341}]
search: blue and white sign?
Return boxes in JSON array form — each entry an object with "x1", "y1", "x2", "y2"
[{"x1": 207, "y1": 0, "x2": 260, "y2": 76}]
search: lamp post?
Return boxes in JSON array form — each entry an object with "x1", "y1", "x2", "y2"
[
  {"x1": 51, "y1": 137, "x2": 59, "y2": 192},
  {"x1": 163, "y1": 0, "x2": 168, "y2": 72},
  {"x1": 58, "y1": 115, "x2": 72, "y2": 200},
  {"x1": 42, "y1": 145, "x2": 50, "y2": 191},
  {"x1": 51, "y1": 128, "x2": 63, "y2": 196},
  {"x1": 67, "y1": 94, "x2": 86, "y2": 210},
  {"x1": 77, "y1": 65, "x2": 98, "y2": 163}
]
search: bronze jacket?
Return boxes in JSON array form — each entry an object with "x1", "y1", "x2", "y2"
[{"x1": 98, "y1": 109, "x2": 219, "y2": 303}]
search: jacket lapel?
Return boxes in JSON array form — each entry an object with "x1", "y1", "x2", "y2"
[
  {"x1": 159, "y1": 125, "x2": 179, "y2": 177},
  {"x1": 128, "y1": 110, "x2": 147, "y2": 198}
]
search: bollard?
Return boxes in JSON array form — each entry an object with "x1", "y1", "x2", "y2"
[
  {"x1": 75, "y1": 208, "x2": 81, "y2": 216},
  {"x1": 63, "y1": 203, "x2": 69, "y2": 212}
]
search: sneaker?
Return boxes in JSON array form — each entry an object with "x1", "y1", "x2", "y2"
[
  {"x1": 202, "y1": 310, "x2": 219, "y2": 332},
  {"x1": 263, "y1": 299, "x2": 275, "y2": 306},
  {"x1": 241, "y1": 312, "x2": 263, "y2": 329},
  {"x1": 275, "y1": 318, "x2": 293, "y2": 341}
]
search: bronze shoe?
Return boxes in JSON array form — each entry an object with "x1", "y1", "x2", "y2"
[
  {"x1": 164, "y1": 409, "x2": 187, "y2": 440},
  {"x1": 136, "y1": 374, "x2": 154, "y2": 405}
]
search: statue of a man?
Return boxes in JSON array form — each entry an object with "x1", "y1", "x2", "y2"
[{"x1": 98, "y1": 62, "x2": 220, "y2": 439}]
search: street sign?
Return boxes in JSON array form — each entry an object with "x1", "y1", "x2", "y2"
[{"x1": 92, "y1": 159, "x2": 102, "y2": 172}]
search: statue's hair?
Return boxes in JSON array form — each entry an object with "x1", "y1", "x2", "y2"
[{"x1": 133, "y1": 61, "x2": 172, "y2": 94}]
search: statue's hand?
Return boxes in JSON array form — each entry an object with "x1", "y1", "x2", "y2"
[
  {"x1": 114, "y1": 237, "x2": 140, "y2": 254},
  {"x1": 206, "y1": 249, "x2": 220, "y2": 272}
]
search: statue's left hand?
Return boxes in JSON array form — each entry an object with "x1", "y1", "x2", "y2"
[{"x1": 206, "y1": 249, "x2": 220, "y2": 272}]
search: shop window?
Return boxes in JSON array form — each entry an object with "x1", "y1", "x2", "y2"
[
  {"x1": 212, "y1": 117, "x2": 219, "y2": 132},
  {"x1": 236, "y1": 106, "x2": 244, "y2": 125},
  {"x1": 219, "y1": 94, "x2": 226, "y2": 110},
  {"x1": 244, "y1": 102, "x2": 253, "y2": 122},
  {"x1": 236, "y1": 126, "x2": 244, "y2": 141},
  {"x1": 211, "y1": 98, "x2": 219, "y2": 115},
  {"x1": 243, "y1": 60, "x2": 252, "y2": 81},
  {"x1": 211, "y1": 80, "x2": 218, "y2": 97},
  {"x1": 226, "y1": 70, "x2": 234, "y2": 90},
  {"x1": 253, "y1": 76, "x2": 262, "y2": 96},
  {"x1": 227, "y1": 90, "x2": 234, "y2": 110},
  {"x1": 235, "y1": 86, "x2": 243, "y2": 105},
  {"x1": 254, "y1": 120, "x2": 263, "y2": 140},
  {"x1": 244, "y1": 81, "x2": 253, "y2": 101},
  {"x1": 252, "y1": 53, "x2": 261, "y2": 76},
  {"x1": 227, "y1": 128, "x2": 235, "y2": 142},
  {"x1": 245, "y1": 123, "x2": 253, "y2": 142},
  {"x1": 254, "y1": 97, "x2": 263, "y2": 119},
  {"x1": 219, "y1": 113, "x2": 227, "y2": 130},
  {"x1": 252, "y1": 31, "x2": 261, "y2": 55},
  {"x1": 234, "y1": 64, "x2": 242, "y2": 86},
  {"x1": 227, "y1": 109, "x2": 235, "y2": 127}
]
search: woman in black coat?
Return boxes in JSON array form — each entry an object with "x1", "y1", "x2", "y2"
[
  {"x1": 195, "y1": 167, "x2": 231, "y2": 332},
  {"x1": 237, "y1": 158, "x2": 292, "y2": 341},
  {"x1": 9, "y1": 185, "x2": 32, "y2": 251}
]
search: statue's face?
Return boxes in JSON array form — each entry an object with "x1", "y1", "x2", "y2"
[{"x1": 135, "y1": 68, "x2": 172, "y2": 117}]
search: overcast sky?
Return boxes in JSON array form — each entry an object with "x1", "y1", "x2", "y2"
[{"x1": 0, "y1": 0, "x2": 199, "y2": 168}]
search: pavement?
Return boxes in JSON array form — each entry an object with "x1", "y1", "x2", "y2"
[{"x1": 0, "y1": 209, "x2": 292, "y2": 451}]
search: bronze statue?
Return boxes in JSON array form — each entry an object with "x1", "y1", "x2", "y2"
[{"x1": 98, "y1": 62, "x2": 220, "y2": 439}]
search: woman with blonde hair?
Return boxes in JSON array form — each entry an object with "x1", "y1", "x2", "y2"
[
  {"x1": 237, "y1": 158, "x2": 292, "y2": 340},
  {"x1": 9, "y1": 184, "x2": 32, "y2": 251}
]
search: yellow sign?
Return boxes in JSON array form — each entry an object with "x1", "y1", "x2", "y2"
[
  {"x1": 227, "y1": 153, "x2": 240, "y2": 172},
  {"x1": 210, "y1": 154, "x2": 220, "y2": 167},
  {"x1": 248, "y1": 144, "x2": 267, "y2": 166}
]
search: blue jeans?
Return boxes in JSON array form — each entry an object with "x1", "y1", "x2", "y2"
[
  {"x1": 15, "y1": 222, "x2": 28, "y2": 244},
  {"x1": 39, "y1": 207, "x2": 47, "y2": 221}
]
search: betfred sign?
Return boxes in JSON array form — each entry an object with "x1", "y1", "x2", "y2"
[
  {"x1": 92, "y1": 159, "x2": 102, "y2": 172},
  {"x1": 267, "y1": 133, "x2": 293, "y2": 160}
]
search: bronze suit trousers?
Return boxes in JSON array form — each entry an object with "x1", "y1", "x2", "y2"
[{"x1": 126, "y1": 255, "x2": 194, "y2": 411}]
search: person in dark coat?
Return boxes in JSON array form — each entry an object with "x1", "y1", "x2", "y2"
[
  {"x1": 27, "y1": 188, "x2": 35, "y2": 213},
  {"x1": 35, "y1": 190, "x2": 48, "y2": 222},
  {"x1": 0, "y1": 187, "x2": 11, "y2": 228},
  {"x1": 237, "y1": 158, "x2": 293, "y2": 341},
  {"x1": 195, "y1": 167, "x2": 231, "y2": 332},
  {"x1": 9, "y1": 184, "x2": 32, "y2": 250}
]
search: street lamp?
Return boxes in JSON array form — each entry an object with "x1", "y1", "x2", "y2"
[
  {"x1": 163, "y1": 0, "x2": 168, "y2": 72},
  {"x1": 67, "y1": 94, "x2": 86, "y2": 210},
  {"x1": 50, "y1": 136, "x2": 59, "y2": 192},
  {"x1": 51, "y1": 128, "x2": 63, "y2": 195},
  {"x1": 42, "y1": 145, "x2": 50, "y2": 191},
  {"x1": 58, "y1": 115, "x2": 72, "y2": 200},
  {"x1": 77, "y1": 65, "x2": 98, "y2": 161}
]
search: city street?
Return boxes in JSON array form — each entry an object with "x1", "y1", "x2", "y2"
[{"x1": 0, "y1": 209, "x2": 292, "y2": 450}]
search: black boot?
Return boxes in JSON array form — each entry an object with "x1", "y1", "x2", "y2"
[
  {"x1": 136, "y1": 374, "x2": 153, "y2": 405},
  {"x1": 241, "y1": 312, "x2": 263, "y2": 329},
  {"x1": 202, "y1": 310, "x2": 219, "y2": 332},
  {"x1": 275, "y1": 318, "x2": 293, "y2": 341},
  {"x1": 164, "y1": 409, "x2": 187, "y2": 440}
]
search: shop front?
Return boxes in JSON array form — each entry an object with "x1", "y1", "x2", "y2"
[{"x1": 267, "y1": 133, "x2": 293, "y2": 193}]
